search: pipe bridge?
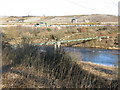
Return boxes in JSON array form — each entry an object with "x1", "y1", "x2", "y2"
[{"x1": 32, "y1": 36, "x2": 109, "y2": 49}]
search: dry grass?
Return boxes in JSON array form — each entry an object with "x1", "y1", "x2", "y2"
[
  {"x1": 2, "y1": 41, "x2": 118, "y2": 88},
  {"x1": 77, "y1": 61, "x2": 118, "y2": 79}
]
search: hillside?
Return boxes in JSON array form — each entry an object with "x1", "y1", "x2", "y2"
[{"x1": 0, "y1": 14, "x2": 118, "y2": 25}]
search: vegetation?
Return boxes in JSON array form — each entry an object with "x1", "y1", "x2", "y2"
[
  {"x1": 1, "y1": 26, "x2": 118, "y2": 88},
  {"x1": 2, "y1": 26, "x2": 118, "y2": 49},
  {"x1": 46, "y1": 28, "x2": 52, "y2": 32},
  {"x1": 2, "y1": 41, "x2": 118, "y2": 88}
]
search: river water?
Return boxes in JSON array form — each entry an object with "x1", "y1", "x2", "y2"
[
  {"x1": 63, "y1": 47, "x2": 119, "y2": 67},
  {"x1": 39, "y1": 46, "x2": 119, "y2": 67}
]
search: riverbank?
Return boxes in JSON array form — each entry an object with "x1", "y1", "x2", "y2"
[
  {"x1": 2, "y1": 26, "x2": 118, "y2": 50},
  {"x1": 2, "y1": 60, "x2": 118, "y2": 88},
  {"x1": 61, "y1": 44, "x2": 120, "y2": 50},
  {"x1": 74, "y1": 46, "x2": 120, "y2": 50},
  {"x1": 76, "y1": 61, "x2": 118, "y2": 80}
]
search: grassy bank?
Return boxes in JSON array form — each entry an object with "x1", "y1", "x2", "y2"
[
  {"x1": 2, "y1": 41, "x2": 118, "y2": 88},
  {"x1": 2, "y1": 26, "x2": 119, "y2": 49}
]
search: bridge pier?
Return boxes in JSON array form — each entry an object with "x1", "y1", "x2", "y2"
[
  {"x1": 99, "y1": 38, "x2": 102, "y2": 41},
  {"x1": 54, "y1": 42, "x2": 61, "y2": 50},
  {"x1": 107, "y1": 36, "x2": 110, "y2": 39}
]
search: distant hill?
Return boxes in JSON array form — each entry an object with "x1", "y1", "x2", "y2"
[
  {"x1": 46, "y1": 14, "x2": 117, "y2": 24},
  {"x1": 0, "y1": 14, "x2": 118, "y2": 24}
]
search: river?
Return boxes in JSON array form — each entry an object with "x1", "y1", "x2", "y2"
[
  {"x1": 39, "y1": 46, "x2": 119, "y2": 67},
  {"x1": 63, "y1": 47, "x2": 119, "y2": 67}
]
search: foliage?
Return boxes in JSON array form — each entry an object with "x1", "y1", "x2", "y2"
[{"x1": 46, "y1": 28, "x2": 52, "y2": 32}]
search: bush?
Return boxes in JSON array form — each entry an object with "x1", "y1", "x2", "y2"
[{"x1": 46, "y1": 28, "x2": 52, "y2": 32}]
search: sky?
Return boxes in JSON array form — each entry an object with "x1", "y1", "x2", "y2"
[{"x1": 0, "y1": 0, "x2": 119, "y2": 16}]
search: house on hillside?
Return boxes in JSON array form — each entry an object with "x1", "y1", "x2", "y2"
[
  {"x1": 71, "y1": 18, "x2": 77, "y2": 23},
  {"x1": 84, "y1": 19, "x2": 90, "y2": 23},
  {"x1": 34, "y1": 22, "x2": 49, "y2": 27},
  {"x1": 16, "y1": 19, "x2": 24, "y2": 22}
]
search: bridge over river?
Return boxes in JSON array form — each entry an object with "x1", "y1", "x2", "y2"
[
  {"x1": 11, "y1": 35, "x2": 119, "y2": 67},
  {"x1": 32, "y1": 36, "x2": 109, "y2": 49}
]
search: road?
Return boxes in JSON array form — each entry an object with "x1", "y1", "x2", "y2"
[{"x1": 0, "y1": 24, "x2": 118, "y2": 27}]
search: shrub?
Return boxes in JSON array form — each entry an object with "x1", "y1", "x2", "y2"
[{"x1": 46, "y1": 28, "x2": 52, "y2": 32}]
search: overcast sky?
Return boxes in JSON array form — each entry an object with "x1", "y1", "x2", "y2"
[{"x1": 0, "y1": 0, "x2": 119, "y2": 16}]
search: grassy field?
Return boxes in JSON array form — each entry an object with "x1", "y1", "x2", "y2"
[{"x1": 1, "y1": 26, "x2": 119, "y2": 88}]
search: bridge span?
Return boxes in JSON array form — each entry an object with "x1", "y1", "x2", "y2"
[{"x1": 32, "y1": 36, "x2": 109, "y2": 49}]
